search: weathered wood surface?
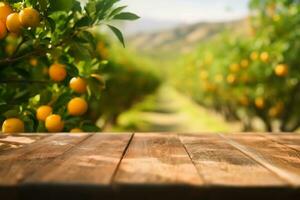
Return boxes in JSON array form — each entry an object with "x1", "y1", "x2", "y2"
[{"x1": 0, "y1": 133, "x2": 299, "y2": 200}]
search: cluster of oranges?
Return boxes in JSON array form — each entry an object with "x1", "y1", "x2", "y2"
[
  {"x1": 0, "y1": 3, "x2": 91, "y2": 134},
  {"x1": 1, "y1": 63, "x2": 89, "y2": 133},
  {"x1": 43, "y1": 65, "x2": 89, "y2": 133},
  {"x1": 0, "y1": 3, "x2": 40, "y2": 39}
]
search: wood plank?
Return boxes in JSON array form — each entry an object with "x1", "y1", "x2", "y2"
[
  {"x1": 0, "y1": 133, "x2": 90, "y2": 186},
  {"x1": 262, "y1": 134, "x2": 300, "y2": 152},
  {"x1": 0, "y1": 134, "x2": 48, "y2": 153},
  {"x1": 24, "y1": 133, "x2": 132, "y2": 184},
  {"x1": 114, "y1": 133, "x2": 204, "y2": 200},
  {"x1": 221, "y1": 134, "x2": 300, "y2": 186},
  {"x1": 20, "y1": 133, "x2": 132, "y2": 200},
  {"x1": 115, "y1": 133, "x2": 203, "y2": 185},
  {"x1": 180, "y1": 134, "x2": 285, "y2": 186}
]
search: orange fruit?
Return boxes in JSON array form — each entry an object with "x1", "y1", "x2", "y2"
[
  {"x1": 30, "y1": 58, "x2": 38, "y2": 67},
  {"x1": 214, "y1": 74, "x2": 223, "y2": 83},
  {"x1": 250, "y1": 51, "x2": 258, "y2": 61},
  {"x1": 255, "y1": 97, "x2": 265, "y2": 109},
  {"x1": 229, "y1": 63, "x2": 240, "y2": 73},
  {"x1": 70, "y1": 77, "x2": 87, "y2": 93},
  {"x1": 227, "y1": 74, "x2": 236, "y2": 84},
  {"x1": 19, "y1": 7, "x2": 40, "y2": 28},
  {"x1": 260, "y1": 52, "x2": 269, "y2": 63},
  {"x1": 49, "y1": 63, "x2": 67, "y2": 82},
  {"x1": 2, "y1": 118, "x2": 25, "y2": 134},
  {"x1": 36, "y1": 105, "x2": 53, "y2": 121},
  {"x1": 45, "y1": 114, "x2": 64, "y2": 132},
  {"x1": 275, "y1": 64, "x2": 288, "y2": 77},
  {"x1": 200, "y1": 70, "x2": 208, "y2": 80},
  {"x1": 5, "y1": 43, "x2": 16, "y2": 55},
  {"x1": 240, "y1": 59, "x2": 249, "y2": 68},
  {"x1": 6, "y1": 13, "x2": 22, "y2": 33},
  {"x1": 239, "y1": 96, "x2": 249, "y2": 106},
  {"x1": 70, "y1": 128, "x2": 83, "y2": 133},
  {"x1": 0, "y1": 20, "x2": 7, "y2": 39},
  {"x1": 0, "y1": 3, "x2": 13, "y2": 24},
  {"x1": 68, "y1": 97, "x2": 88, "y2": 116}
]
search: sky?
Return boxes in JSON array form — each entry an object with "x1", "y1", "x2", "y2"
[{"x1": 121, "y1": 0, "x2": 250, "y2": 24}]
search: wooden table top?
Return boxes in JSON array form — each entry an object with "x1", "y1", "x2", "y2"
[{"x1": 0, "y1": 133, "x2": 300, "y2": 200}]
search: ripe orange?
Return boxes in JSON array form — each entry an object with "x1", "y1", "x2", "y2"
[
  {"x1": 227, "y1": 74, "x2": 236, "y2": 84},
  {"x1": 260, "y1": 52, "x2": 269, "y2": 63},
  {"x1": 214, "y1": 74, "x2": 223, "y2": 83},
  {"x1": 255, "y1": 97, "x2": 265, "y2": 109},
  {"x1": 0, "y1": 20, "x2": 7, "y2": 39},
  {"x1": 68, "y1": 97, "x2": 88, "y2": 116},
  {"x1": 1, "y1": 118, "x2": 25, "y2": 134},
  {"x1": 239, "y1": 96, "x2": 249, "y2": 106},
  {"x1": 0, "y1": 3, "x2": 12, "y2": 24},
  {"x1": 269, "y1": 102, "x2": 284, "y2": 117},
  {"x1": 6, "y1": 13, "x2": 22, "y2": 33},
  {"x1": 5, "y1": 43, "x2": 16, "y2": 55},
  {"x1": 70, "y1": 128, "x2": 83, "y2": 133},
  {"x1": 229, "y1": 63, "x2": 240, "y2": 73},
  {"x1": 36, "y1": 105, "x2": 53, "y2": 121},
  {"x1": 240, "y1": 59, "x2": 249, "y2": 68},
  {"x1": 250, "y1": 51, "x2": 258, "y2": 61},
  {"x1": 200, "y1": 70, "x2": 208, "y2": 80},
  {"x1": 49, "y1": 63, "x2": 67, "y2": 82},
  {"x1": 275, "y1": 64, "x2": 288, "y2": 77},
  {"x1": 19, "y1": 7, "x2": 40, "y2": 28},
  {"x1": 70, "y1": 77, "x2": 87, "y2": 93},
  {"x1": 29, "y1": 58, "x2": 38, "y2": 67},
  {"x1": 45, "y1": 114, "x2": 64, "y2": 132}
]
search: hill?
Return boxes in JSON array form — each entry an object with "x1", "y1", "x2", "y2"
[{"x1": 127, "y1": 19, "x2": 249, "y2": 58}]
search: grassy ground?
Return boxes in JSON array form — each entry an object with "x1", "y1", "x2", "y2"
[{"x1": 110, "y1": 85, "x2": 242, "y2": 133}]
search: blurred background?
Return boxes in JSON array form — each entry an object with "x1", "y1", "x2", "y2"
[{"x1": 97, "y1": 0, "x2": 300, "y2": 133}]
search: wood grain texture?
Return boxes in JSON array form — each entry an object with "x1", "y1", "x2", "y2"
[
  {"x1": 114, "y1": 133, "x2": 203, "y2": 185},
  {"x1": 0, "y1": 133, "x2": 90, "y2": 186},
  {"x1": 24, "y1": 133, "x2": 132, "y2": 185},
  {"x1": 262, "y1": 134, "x2": 300, "y2": 152},
  {"x1": 20, "y1": 134, "x2": 132, "y2": 200},
  {"x1": 222, "y1": 134, "x2": 300, "y2": 186},
  {"x1": 1, "y1": 133, "x2": 300, "y2": 200},
  {"x1": 180, "y1": 134, "x2": 285, "y2": 186},
  {"x1": 0, "y1": 134, "x2": 48, "y2": 153}
]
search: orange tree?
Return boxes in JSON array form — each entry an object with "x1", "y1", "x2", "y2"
[
  {"x1": 0, "y1": 0, "x2": 139, "y2": 133},
  {"x1": 173, "y1": 0, "x2": 300, "y2": 132},
  {"x1": 88, "y1": 37, "x2": 162, "y2": 128}
]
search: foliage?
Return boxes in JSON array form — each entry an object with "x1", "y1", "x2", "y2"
[
  {"x1": 173, "y1": 0, "x2": 300, "y2": 131},
  {"x1": 0, "y1": 0, "x2": 139, "y2": 133},
  {"x1": 88, "y1": 39, "x2": 162, "y2": 127}
]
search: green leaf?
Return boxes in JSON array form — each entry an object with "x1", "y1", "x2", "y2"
[
  {"x1": 49, "y1": 0, "x2": 74, "y2": 11},
  {"x1": 46, "y1": 17, "x2": 56, "y2": 32},
  {"x1": 75, "y1": 16, "x2": 92, "y2": 28},
  {"x1": 113, "y1": 12, "x2": 140, "y2": 20},
  {"x1": 38, "y1": 0, "x2": 48, "y2": 12},
  {"x1": 107, "y1": 25, "x2": 125, "y2": 47},
  {"x1": 109, "y1": 6, "x2": 127, "y2": 18}
]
